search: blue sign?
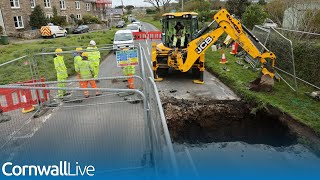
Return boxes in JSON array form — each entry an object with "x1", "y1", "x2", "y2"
[{"x1": 115, "y1": 49, "x2": 139, "y2": 67}]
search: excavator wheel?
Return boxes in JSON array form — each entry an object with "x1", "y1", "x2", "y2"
[{"x1": 249, "y1": 74, "x2": 274, "y2": 92}]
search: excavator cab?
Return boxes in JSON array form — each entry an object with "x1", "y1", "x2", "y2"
[{"x1": 161, "y1": 12, "x2": 199, "y2": 49}]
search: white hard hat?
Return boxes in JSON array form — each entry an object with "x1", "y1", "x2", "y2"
[{"x1": 89, "y1": 40, "x2": 96, "y2": 46}]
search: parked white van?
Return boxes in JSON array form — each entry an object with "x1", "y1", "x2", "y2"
[
  {"x1": 40, "y1": 25, "x2": 67, "y2": 38},
  {"x1": 113, "y1": 30, "x2": 135, "y2": 54}
]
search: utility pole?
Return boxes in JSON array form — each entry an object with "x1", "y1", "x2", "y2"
[
  {"x1": 121, "y1": 0, "x2": 124, "y2": 15},
  {"x1": 182, "y1": 0, "x2": 184, "y2": 12}
]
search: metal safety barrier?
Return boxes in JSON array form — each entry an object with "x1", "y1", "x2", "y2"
[{"x1": 0, "y1": 43, "x2": 178, "y2": 177}]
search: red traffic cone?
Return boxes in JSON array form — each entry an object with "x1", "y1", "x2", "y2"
[
  {"x1": 220, "y1": 50, "x2": 228, "y2": 64},
  {"x1": 230, "y1": 43, "x2": 235, "y2": 54},
  {"x1": 230, "y1": 42, "x2": 238, "y2": 55}
]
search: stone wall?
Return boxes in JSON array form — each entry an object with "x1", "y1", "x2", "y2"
[{"x1": 87, "y1": 23, "x2": 107, "y2": 30}]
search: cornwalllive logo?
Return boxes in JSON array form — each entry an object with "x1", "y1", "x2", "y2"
[{"x1": 2, "y1": 161, "x2": 95, "y2": 177}]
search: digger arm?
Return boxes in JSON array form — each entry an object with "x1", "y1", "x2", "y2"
[{"x1": 179, "y1": 9, "x2": 276, "y2": 78}]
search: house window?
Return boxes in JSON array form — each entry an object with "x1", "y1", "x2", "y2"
[
  {"x1": 75, "y1": 1, "x2": 80, "y2": 9},
  {"x1": 60, "y1": 0, "x2": 66, "y2": 10},
  {"x1": 10, "y1": 0, "x2": 20, "y2": 8},
  {"x1": 46, "y1": 14, "x2": 52, "y2": 19},
  {"x1": 44, "y1": 0, "x2": 51, "y2": 8},
  {"x1": 13, "y1": 16, "x2": 24, "y2": 29},
  {"x1": 76, "y1": 14, "x2": 81, "y2": 20},
  {"x1": 30, "y1": 0, "x2": 36, "y2": 8},
  {"x1": 86, "y1": 3, "x2": 90, "y2": 11}
]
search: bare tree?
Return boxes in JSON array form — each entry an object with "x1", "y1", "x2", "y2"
[
  {"x1": 144, "y1": 0, "x2": 172, "y2": 12},
  {"x1": 264, "y1": 0, "x2": 286, "y2": 26}
]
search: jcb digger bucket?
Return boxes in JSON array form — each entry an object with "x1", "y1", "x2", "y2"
[{"x1": 249, "y1": 74, "x2": 274, "y2": 92}]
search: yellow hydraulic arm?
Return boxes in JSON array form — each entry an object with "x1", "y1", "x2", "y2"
[{"x1": 179, "y1": 9, "x2": 276, "y2": 78}]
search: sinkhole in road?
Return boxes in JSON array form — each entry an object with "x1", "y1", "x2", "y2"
[{"x1": 163, "y1": 98, "x2": 297, "y2": 147}]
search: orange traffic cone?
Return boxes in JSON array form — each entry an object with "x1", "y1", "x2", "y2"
[
  {"x1": 220, "y1": 50, "x2": 228, "y2": 64},
  {"x1": 230, "y1": 42, "x2": 238, "y2": 55}
]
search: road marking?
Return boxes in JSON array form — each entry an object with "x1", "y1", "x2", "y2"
[
  {"x1": 147, "y1": 47, "x2": 150, "y2": 55},
  {"x1": 10, "y1": 113, "x2": 52, "y2": 140},
  {"x1": 145, "y1": 39, "x2": 148, "y2": 45}
]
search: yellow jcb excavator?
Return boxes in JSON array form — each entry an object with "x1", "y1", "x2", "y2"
[{"x1": 151, "y1": 9, "x2": 276, "y2": 91}]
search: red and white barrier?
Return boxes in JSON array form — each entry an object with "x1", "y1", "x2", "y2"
[
  {"x1": 147, "y1": 31, "x2": 162, "y2": 40},
  {"x1": 133, "y1": 32, "x2": 148, "y2": 40},
  {"x1": 132, "y1": 31, "x2": 162, "y2": 40},
  {"x1": 0, "y1": 78, "x2": 49, "y2": 113}
]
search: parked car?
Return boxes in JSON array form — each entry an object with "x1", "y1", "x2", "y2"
[
  {"x1": 40, "y1": 25, "x2": 67, "y2": 38},
  {"x1": 116, "y1": 21, "x2": 126, "y2": 28},
  {"x1": 113, "y1": 30, "x2": 135, "y2": 54},
  {"x1": 73, "y1": 25, "x2": 89, "y2": 34},
  {"x1": 126, "y1": 24, "x2": 140, "y2": 33},
  {"x1": 263, "y1": 18, "x2": 278, "y2": 28},
  {"x1": 132, "y1": 22, "x2": 142, "y2": 31}
]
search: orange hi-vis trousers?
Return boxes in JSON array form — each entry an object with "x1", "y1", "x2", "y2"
[
  {"x1": 80, "y1": 80, "x2": 99, "y2": 96},
  {"x1": 127, "y1": 74, "x2": 134, "y2": 89},
  {"x1": 77, "y1": 73, "x2": 84, "y2": 87}
]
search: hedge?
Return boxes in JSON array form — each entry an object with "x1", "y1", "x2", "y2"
[{"x1": 293, "y1": 42, "x2": 320, "y2": 87}]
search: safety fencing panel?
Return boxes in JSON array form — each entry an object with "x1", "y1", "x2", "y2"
[
  {"x1": 138, "y1": 44, "x2": 178, "y2": 177},
  {"x1": 273, "y1": 28, "x2": 320, "y2": 90},
  {"x1": 252, "y1": 25, "x2": 298, "y2": 91},
  {"x1": 0, "y1": 43, "x2": 178, "y2": 177},
  {"x1": 0, "y1": 84, "x2": 150, "y2": 176},
  {"x1": 0, "y1": 56, "x2": 47, "y2": 150},
  {"x1": 0, "y1": 56, "x2": 34, "y2": 85}
]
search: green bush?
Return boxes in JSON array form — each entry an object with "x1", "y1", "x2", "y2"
[
  {"x1": 146, "y1": 9, "x2": 157, "y2": 14},
  {"x1": 82, "y1": 14, "x2": 101, "y2": 24},
  {"x1": 266, "y1": 33, "x2": 320, "y2": 87},
  {"x1": 242, "y1": 4, "x2": 267, "y2": 30},
  {"x1": 51, "y1": 16, "x2": 67, "y2": 26},
  {"x1": 293, "y1": 42, "x2": 320, "y2": 87},
  {"x1": 198, "y1": 10, "x2": 218, "y2": 22},
  {"x1": 29, "y1": 5, "x2": 48, "y2": 29}
]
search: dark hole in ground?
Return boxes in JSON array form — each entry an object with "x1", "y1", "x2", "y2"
[{"x1": 163, "y1": 98, "x2": 297, "y2": 147}]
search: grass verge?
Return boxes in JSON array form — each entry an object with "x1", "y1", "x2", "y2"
[
  {"x1": 0, "y1": 30, "x2": 116, "y2": 84},
  {"x1": 205, "y1": 49, "x2": 320, "y2": 135},
  {"x1": 139, "y1": 16, "x2": 162, "y2": 30}
]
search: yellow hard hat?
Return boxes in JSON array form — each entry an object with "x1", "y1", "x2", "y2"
[
  {"x1": 75, "y1": 47, "x2": 83, "y2": 51},
  {"x1": 82, "y1": 52, "x2": 89, "y2": 57},
  {"x1": 55, "y1": 48, "x2": 63, "y2": 53}
]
